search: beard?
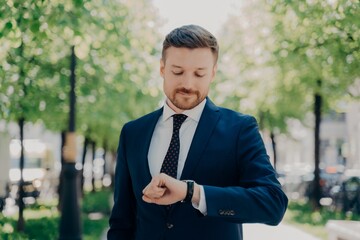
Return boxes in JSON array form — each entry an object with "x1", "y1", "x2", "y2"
[{"x1": 168, "y1": 88, "x2": 204, "y2": 110}]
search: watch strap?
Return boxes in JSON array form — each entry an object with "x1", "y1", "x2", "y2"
[{"x1": 182, "y1": 180, "x2": 194, "y2": 203}]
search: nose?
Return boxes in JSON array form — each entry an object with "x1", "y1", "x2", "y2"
[{"x1": 182, "y1": 73, "x2": 193, "y2": 88}]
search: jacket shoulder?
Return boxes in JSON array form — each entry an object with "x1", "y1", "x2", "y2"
[
  {"x1": 123, "y1": 108, "x2": 162, "y2": 130},
  {"x1": 217, "y1": 106, "x2": 256, "y2": 123}
]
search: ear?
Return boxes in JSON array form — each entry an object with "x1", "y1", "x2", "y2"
[
  {"x1": 211, "y1": 64, "x2": 217, "y2": 82},
  {"x1": 160, "y1": 59, "x2": 165, "y2": 78}
]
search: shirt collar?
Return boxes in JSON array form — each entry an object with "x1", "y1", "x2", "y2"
[{"x1": 162, "y1": 98, "x2": 207, "y2": 123}]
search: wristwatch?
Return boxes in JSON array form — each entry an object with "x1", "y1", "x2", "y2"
[{"x1": 181, "y1": 180, "x2": 194, "y2": 203}]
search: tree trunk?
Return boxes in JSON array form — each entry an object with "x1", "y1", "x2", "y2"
[
  {"x1": 92, "y1": 141, "x2": 96, "y2": 192},
  {"x1": 16, "y1": 22, "x2": 26, "y2": 232},
  {"x1": 111, "y1": 150, "x2": 116, "y2": 189},
  {"x1": 57, "y1": 131, "x2": 66, "y2": 211},
  {"x1": 270, "y1": 131, "x2": 277, "y2": 172},
  {"x1": 81, "y1": 137, "x2": 89, "y2": 195},
  {"x1": 102, "y1": 141, "x2": 107, "y2": 183},
  {"x1": 312, "y1": 80, "x2": 322, "y2": 210},
  {"x1": 17, "y1": 117, "x2": 25, "y2": 232}
]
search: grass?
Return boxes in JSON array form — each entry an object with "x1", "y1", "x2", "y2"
[
  {"x1": 0, "y1": 188, "x2": 112, "y2": 240},
  {"x1": 284, "y1": 200, "x2": 360, "y2": 240},
  {"x1": 82, "y1": 189, "x2": 112, "y2": 240},
  {"x1": 83, "y1": 216, "x2": 108, "y2": 240},
  {"x1": 284, "y1": 206, "x2": 328, "y2": 239}
]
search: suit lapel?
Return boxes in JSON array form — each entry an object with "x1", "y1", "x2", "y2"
[
  {"x1": 180, "y1": 99, "x2": 220, "y2": 180},
  {"x1": 135, "y1": 108, "x2": 168, "y2": 216},
  {"x1": 138, "y1": 108, "x2": 163, "y2": 185}
]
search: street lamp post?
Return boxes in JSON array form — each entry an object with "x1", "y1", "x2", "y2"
[{"x1": 59, "y1": 46, "x2": 82, "y2": 240}]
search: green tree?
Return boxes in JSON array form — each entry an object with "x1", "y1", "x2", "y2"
[
  {"x1": 0, "y1": 0, "x2": 163, "y2": 231},
  {"x1": 215, "y1": 1, "x2": 305, "y2": 170},
  {"x1": 0, "y1": 0, "x2": 66, "y2": 230},
  {"x1": 216, "y1": 0, "x2": 359, "y2": 209},
  {"x1": 73, "y1": 0, "x2": 163, "y2": 151},
  {"x1": 267, "y1": 0, "x2": 360, "y2": 209}
]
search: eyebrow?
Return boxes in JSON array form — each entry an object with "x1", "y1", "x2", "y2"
[{"x1": 171, "y1": 65, "x2": 207, "y2": 70}]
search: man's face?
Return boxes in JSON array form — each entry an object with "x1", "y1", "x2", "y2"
[{"x1": 160, "y1": 47, "x2": 217, "y2": 113}]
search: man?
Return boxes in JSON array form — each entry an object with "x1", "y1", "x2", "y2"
[{"x1": 108, "y1": 25, "x2": 288, "y2": 240}]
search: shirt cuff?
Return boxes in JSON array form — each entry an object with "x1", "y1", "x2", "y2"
[{"x1": 192, "y1": 185, "x2": 207, "y2": 215}]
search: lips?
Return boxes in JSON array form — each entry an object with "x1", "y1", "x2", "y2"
[
  {"x1": 177, "y1": 88, "x2": 195, "y2": 95},
  {"x1": 178, "y1": 91, "x2": 191, "y2": 96}
]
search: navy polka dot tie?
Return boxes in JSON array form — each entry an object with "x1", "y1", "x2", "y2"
[{"x1": 160, "y1": 114, "x2": 187, "y2": 179}]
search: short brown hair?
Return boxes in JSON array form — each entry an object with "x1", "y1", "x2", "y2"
[{"x1": 162, "y1": 25, "x2": 219, "y2": 63}]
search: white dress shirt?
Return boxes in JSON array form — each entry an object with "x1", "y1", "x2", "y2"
[{"x1": 148, "y1": 98, "x2": 207, "y2": 214}]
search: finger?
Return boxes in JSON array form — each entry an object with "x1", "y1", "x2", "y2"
[
  {"x1": 143, "y1": 186, "x2": 166, "y2": 199},
  {"x1": 142, "y1": 194, "x2": 154, "y2": 203},
  {"x1": 143, "y1": 177, "x2": 161, "y2": 192},
  {"x1": 154, "y1": 187, "x2": 166, "y2": 196},
  {"x1": 142, "y1": 186, "x2": 148, "y2": 194},
  {"x1": 143, "y1": 195, "x2": 167, "y2": 205},
  {"x1": 142, "y1": 193, "x2": 166, "y2": 204},
  {"x1": 142, "y1": 181, "x2": 157, "y2": 195}
]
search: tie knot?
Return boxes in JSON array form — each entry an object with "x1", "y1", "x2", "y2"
[{"x1": 172, "y1": 114, "x2": 187, "y2": 131}]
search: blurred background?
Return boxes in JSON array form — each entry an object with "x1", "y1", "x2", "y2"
[{"x1": 0, "y1": 0, "x2": 359, "y2": 239}]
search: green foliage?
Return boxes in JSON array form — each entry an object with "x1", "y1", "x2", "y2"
[
  {"x1": 0, "y1": 215, "x2": 28, "y2": 240},
  {"x1": 82, "y1": 189, "x2": 112, "y2": 214},
  {"x1": 0, "y1": 0, "x2": 163, "y2": 151},
  {"x1": 216, "y1": 0, "x2": 359, "y2": 136},
  {"x1": 25, "y1": 216, "x2": 59, "y2": 240},
  {"x1": 82, "y1": 189, "x2": 112, "y2": 239},
  {"x1": 0, "y1": 231, "x2": 28, "y2": 240},
  {"x1": 215, "y1": 1, "x2": 304, "y2": 133},
  {"x1": 285, "y1": 200, "x2": 360, "y2": 239},
  {"x1": 268, "y1": 0, "x2": 360, "y2": 106},
  {"x1": 287, "y1": 201, "x2": 360, "y2": 226},
  {"x1": 83, "y1": 217, "x2": 108, "y2": 240},
  {"x1": 0, "y1": 189, "x2": 112, "y2": 239}
]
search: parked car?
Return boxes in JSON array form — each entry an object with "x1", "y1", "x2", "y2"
[{"x1": 330, "y1": 170, "x2": 360, "y2": 214}]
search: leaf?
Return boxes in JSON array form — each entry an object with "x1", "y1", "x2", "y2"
[
  {"x1": 30, "y1": 22, "x2": 40, "y2": 33},
  {"x1": 5, "y1": 21, "x2": 13, "y2": 29},
  {"x1": 73, "y1": 0, "x2": 83, "y2": 8}
]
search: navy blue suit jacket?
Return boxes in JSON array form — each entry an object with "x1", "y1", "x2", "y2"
[{"x1": 108, "y1": 99, "x2": 288, "y2": 240}]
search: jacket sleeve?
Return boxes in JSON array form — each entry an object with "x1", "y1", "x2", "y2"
[
  {"x1": 108, "y1": 124, "x2": 137, "y2": 239},
  {"x1": 204, "y1": 116, "x2": 288, "y2": 225}
]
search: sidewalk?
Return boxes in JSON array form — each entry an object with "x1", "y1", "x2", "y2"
[
  {"x1": 101, "y1": 222, "x2": 321, "y2": 240},
  {"x1": 243, "y1": 222, "x2": 321, "y2": 240}
]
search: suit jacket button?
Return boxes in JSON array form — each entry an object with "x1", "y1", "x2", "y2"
[
  {"x1": 218, "y1": 210, "x2": 225, "y2": 215},
  {"x1": 167, "y1": 223, "x2": 174, "y2": 229}
]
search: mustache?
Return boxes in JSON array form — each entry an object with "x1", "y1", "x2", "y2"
[{"x1": 176, "y1": 88, "x2": 197, "y2": 94}]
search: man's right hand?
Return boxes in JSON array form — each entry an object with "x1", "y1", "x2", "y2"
[{"x1": 142, "y1": 173, "x2": 187, "y2": 205}]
